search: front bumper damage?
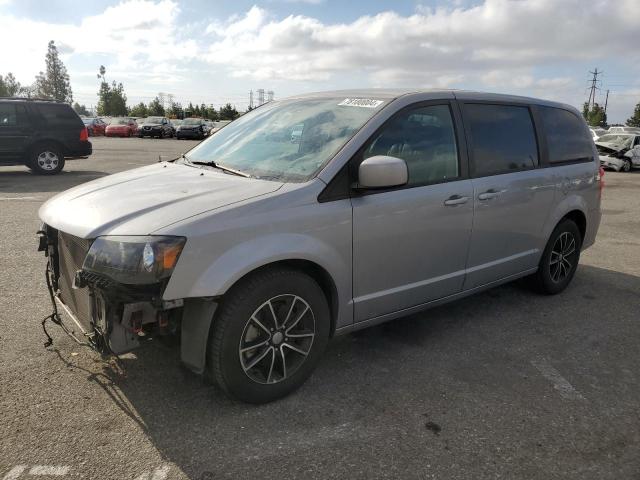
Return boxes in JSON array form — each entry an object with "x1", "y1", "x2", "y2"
[{"x1": 37, "y1": 225, "x2": 184, "y2": 356}]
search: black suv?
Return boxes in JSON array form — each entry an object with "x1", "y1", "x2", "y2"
[
  {"x1": 0, "y1": 97, "x2": 92, "y2": 175},
  {"x1": 137, "y1": 116, "x2": 174, "y2": 138}
]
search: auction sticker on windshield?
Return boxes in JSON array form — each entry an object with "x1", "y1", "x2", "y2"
[{"x1": 338, "y1": 98, "x2": 384, "y2": 108}]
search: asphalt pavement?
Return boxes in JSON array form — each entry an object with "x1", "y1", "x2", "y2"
[{"x1": 0, "y1": 137, "x2": 638, "y2": 479}]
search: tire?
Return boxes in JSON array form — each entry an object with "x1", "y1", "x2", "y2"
[
  {"x1": 88, "y1": 128, "x2": 93, "y2": 137},
  {"x1": 530, "y1": 219, "x2": 582, "y2": 295},
  {"x1": 209, "y1": 267, "x2": 330, "y2": 403},
  {"x1": 622, "y1": 159, "x2": 632, "y2": 172},
  {"x1": 28, "y1": 144, "x2": 65, "y2": 175}
]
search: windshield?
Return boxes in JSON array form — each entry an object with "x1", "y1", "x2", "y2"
[
  {"x1": 82, "y1": 118, "x2": 94, "y2": 124},
  {"x1": 111, "y1": 118, "x2": 129, "y2": 125},
  {"x1": 145, "y1": 117, "x2": 163, "y2": 123},
  {"x1": 183, "y1": 118, "x2": 202, "y2": 125},
  {"x1": 597, "y1": 135, "x2": 633, "y2": 148},
  {"x1": 186, "y1": 97, "x2": 387, "y2": 182}
]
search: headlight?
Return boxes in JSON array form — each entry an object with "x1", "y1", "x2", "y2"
[{"x1": 82, "y1": 236, "x2": 186, "y2": 285}]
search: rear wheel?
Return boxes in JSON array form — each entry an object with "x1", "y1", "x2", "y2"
[
  {"x1": 530, "y1": 219, "x2": 582, "y2": 294},
  {"x1": 209, "y1": 267, "x2": 330, "y2": 403},
  {"x1": 28, "y1": 144, "x2": 65, "y2": 175}
]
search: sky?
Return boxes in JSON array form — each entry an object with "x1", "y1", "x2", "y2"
[{"x1": 0, "y1": 0, "x2": 639, "y2": 122}]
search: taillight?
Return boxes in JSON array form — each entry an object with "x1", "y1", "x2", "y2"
[
  {"x1": 597, "y1": 166, "x2": 605, "y2": 194},
  {"x1": 80, "y1": 127, "x2": 88, "y2": 141}
]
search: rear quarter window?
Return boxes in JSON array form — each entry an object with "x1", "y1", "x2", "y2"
[
  {"x1": 37, "y1": 104, "x2": 83, "y2": 128},
  {"x1": 540, "y1": 107, "x2": 593, "y2": 163}
]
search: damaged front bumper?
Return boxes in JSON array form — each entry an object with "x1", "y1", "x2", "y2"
[{"x1": 38, "y1": 225, "x2": 184, "y2": 355}]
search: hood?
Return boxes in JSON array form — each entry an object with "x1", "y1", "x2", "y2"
[
  {"x1": 142, "y1": 123, "x2": 162, "y2": 127},
  {"x1": 39, "y1": 162, "x2": 283, "y2": 238},
  {"x1": 106, "y1": 124, "x2": 128, "y2": 129},
  {"x1": 595, "y1": 141, "x2": 625, "y2": 153}
]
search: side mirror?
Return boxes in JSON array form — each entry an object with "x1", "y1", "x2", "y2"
[{"x1": 358, "y1": 155, "x2": 408, "y2": 189}]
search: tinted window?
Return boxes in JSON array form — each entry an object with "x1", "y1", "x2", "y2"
[
  {"x1": 465, "y1": 104, "x2": 538, "y2": 177},
  {"x1": 0, "y1": 104, "x2": 18, "y2": 126},
  {"x1": 541, "y1": 107, "x2": 593, "y2": 163},
  {"x1": 363, "y1": 104, "x2": 459, "y2": 186},
  {"x1": 37, "y1": 104, "x2": 81, "y2": 127}
]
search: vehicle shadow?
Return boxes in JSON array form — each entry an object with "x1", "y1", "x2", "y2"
[
  {"x1": 57, "y1": 264, "x2": 640, "y2": 479},
  {"x1": 0, "y1": 169, "x2": 107, "y2": 194}
]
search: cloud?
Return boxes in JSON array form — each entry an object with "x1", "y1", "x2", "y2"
[
  {"x1": 204, "y1": 0, "x2": 640, "y2": 90},
  {"x1": 0, "y1": 0, "x2": 190, "y2": 80}
]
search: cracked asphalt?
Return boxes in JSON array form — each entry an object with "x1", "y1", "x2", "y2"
[{"x1": 1, "y1": 137, "x2": 639, "y2": 479}]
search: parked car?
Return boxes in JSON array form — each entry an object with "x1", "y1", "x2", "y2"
[
  {"x1": 210, "y1": 119, "x2": 231, "y2": 134},
  {"x1": 596, "y1": 133, "x2": 640, "y2": 172},
  {"x1": 589, "y1": 127, "x2": 606, "y2": 141},
  {"x1": 137, "y1": 116, "x2": 173, "y2": 138},
  {"x1": 0, "y1": 97, "x2": 91, "y2": 174},
  {"x1": 38, "y1": 90, "x2": 601, "y2": 403},
  {"x1": 176, "y1": 117, "x2": 207, "y2": 139},
  {"x1": 608, "y1": 126, "x2": 640, "y2": 134},
  {"x1": 105, "y1": 117, "x2": 137, "y2": 137},
  {"x1": 82, "y1": 117, "x2": 107, "y2": 136},
  {"x1": 170, "y1": 119, "x2": 183, "y2": 130}
]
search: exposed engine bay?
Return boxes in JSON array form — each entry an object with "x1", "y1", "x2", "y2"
[{"x1": 37, "y1": 225, "x2": 184, "y2": 355}]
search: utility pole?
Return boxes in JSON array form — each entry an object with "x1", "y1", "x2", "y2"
[
  {"x1": 249, "y1": 90, "x2": 254, "y2": 109},
  {"x1": 604, "y1": 89, "x2": 610, "y2": 114},
  {"x1": 587, "y1": 68, "x2": 601, "y2": 110}
]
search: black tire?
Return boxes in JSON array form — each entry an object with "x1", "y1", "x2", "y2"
[
  {"x1": 530, "y1": 219, "x2": 582, "y2": 295},
  {"x1": 622, "y1": 159, "x2": 632, "y2": 172},
  {"x1": 28, "y1": 143, "x2": 65, "y2": 175},
  {"x1": 138, "y1": 134, "x2": 143, "y2": 138},
  {"x1": 209, "y1": 267, "x2": 330, "y2": 404}
]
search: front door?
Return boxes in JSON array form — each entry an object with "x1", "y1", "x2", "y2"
[
  {"x1": 460, "y1": 102, "x2": 556, "y2": 289},
  {"x1": 352, "y1": 102, "x2": 473, "y2": 322},
  {"x1": 0, "y1": 103, "x2": 30, "y2": 160}
]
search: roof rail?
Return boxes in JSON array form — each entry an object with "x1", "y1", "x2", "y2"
[{"x1": 0, "y1": 96, "x2": 64, "y2": 103}]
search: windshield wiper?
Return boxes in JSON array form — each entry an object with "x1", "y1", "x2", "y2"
[{"x1": 183, "y1": 156, "x2": 251, "y2": 178}]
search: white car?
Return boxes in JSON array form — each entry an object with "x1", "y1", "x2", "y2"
[
  {"x1": 589, "y1": 127, "x2": 607, "y2": 141},
  {"x1": 596, "y1": 133, "x2": 640, "y2": 172},
  {"x1": 608, "y1": 126, "x2": 640, "y2": 134}
]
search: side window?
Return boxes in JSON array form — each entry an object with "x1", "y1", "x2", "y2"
[
  {"x1": 362, "y1": 104, "x2": 459, "y2": 186},
  {"x1": 0, "y1": 104, "x2": 18, "y2": 126},
  {"x1": 464, "y1": 104, "x2": 538, "y2": 177},
  {"x1": 540, "y1": 107, "x2": 593, "y2": 163},
  {"x1": 38, "y1": 104, "x2": 81, "y2": 127}
]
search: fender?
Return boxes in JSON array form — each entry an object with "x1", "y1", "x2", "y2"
[{"x1": 164, "y1": 233, "x2": 353, "y2": 327}]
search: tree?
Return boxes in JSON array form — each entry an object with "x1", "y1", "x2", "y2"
[
  {"x1": 147, "y1": 97, "x2": 165, "y2": 116},
  {"x1": 73, "y1": 102, "x2": 90, "y2": 116},
  {"x1": 582, "y1": 102, "x2": 607, "y2": 128},
  {"x1": 206, "y1": 105, "x2": 218, "y2": 121},
  {"x1": 0, "y1": 73, "x2": 21, "y2": 97},
  {"x1": 219, "y1": 103, "x2": 239, "y2": 120},
  {"x1": 33, "y1": 41, "x2": 73, "y2": 102},
  {"x1": 129, "y1": 102, "x2": 149, "y2": 118},
  {"x1": 96, "y1": 67, "x2": 128, "y2": 116},
  {"x1": 627, "y1": 101, "x2": 640, "y2": 127}
]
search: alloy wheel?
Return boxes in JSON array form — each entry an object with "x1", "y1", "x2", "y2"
[
  {"x1": 37, "y1": 151, "x2": 59, "y2": 171},
  {"x1": 239, "y1": 294, "x2": 315, "y2": 385},
  {"x1": 549, "y1": 232, "x2": 576, "y2": 283}
]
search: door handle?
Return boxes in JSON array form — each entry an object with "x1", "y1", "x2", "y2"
[
  {"x1": 478, "y1": 189, "x2": 504, "y2": 201},
  {"x1": 443, "y1": 195, "x2": 469, "y2": 206}
]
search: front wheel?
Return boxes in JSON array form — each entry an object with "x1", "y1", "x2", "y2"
[
  {"x1": 208, "y1": 268, "x2": 330, "y2": 403},
  {"x1": 622, "y1": 159, "x2": 632, "y2": 172},
  {"x1": 530, "y1": 219, "x2": 582, "y2": 294}
]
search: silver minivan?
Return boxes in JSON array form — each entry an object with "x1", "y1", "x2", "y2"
[{"x1": 38, "y1": 90, "x2": 602, "y2": 403}]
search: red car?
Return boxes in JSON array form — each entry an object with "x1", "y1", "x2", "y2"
[
  {"x1": 82, "y1": 117, "x2": 107, "y2": 136},
  {"x1": 105, "y1": 117, "x2": 137, "y2": 137}
]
